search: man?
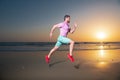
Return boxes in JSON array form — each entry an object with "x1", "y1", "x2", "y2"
[{"x1": 45, "y1": 15, "x2": 77, "y2": 63}]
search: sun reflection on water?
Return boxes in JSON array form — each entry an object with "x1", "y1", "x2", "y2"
[
  {"x1": 97, "y1": 61, "x2": 107, "y2": 68},
  {"x1": 100, "y1": 49, "x2": 104, "y2": 58},
  {"x1": 97, "y1": 45, "x2": 108, "y2": 68},
  {"x1": 99, "y1": 45, "x2": 105, "y2": 58}
]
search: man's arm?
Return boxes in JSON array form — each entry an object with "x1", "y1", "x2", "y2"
[
  {"x1": 49, "y1": 24, "x2": 58, "y2": 40},
  {"x1": 70, "y1": 23, "x2": 78, "y2": 34}
]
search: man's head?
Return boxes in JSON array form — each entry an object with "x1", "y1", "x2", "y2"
[{"x1": 64, "y1": 15, "x2": 70, "y2": 23}]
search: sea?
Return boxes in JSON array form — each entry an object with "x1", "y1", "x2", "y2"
[{"x1": 0, "y1": 42, "x2": 120, "y2": 51}]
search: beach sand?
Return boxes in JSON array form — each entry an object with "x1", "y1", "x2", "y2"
[{"x1": 0, "y1": 50, "x2": 120, "y2": 80}]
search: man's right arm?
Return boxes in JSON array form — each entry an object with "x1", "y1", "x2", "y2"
[{"x1": 49, "y1": 24, "x2": 59, "y2": 40}]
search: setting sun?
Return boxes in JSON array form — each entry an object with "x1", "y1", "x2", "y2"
[{"x1": 97, "y1": 32, "x2": 106, "y2": 40}]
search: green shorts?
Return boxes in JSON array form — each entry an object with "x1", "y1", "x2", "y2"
[{"x1": 55, "y1": 36, "x2": 71, "y2": 47}]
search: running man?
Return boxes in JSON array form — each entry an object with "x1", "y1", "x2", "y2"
[{"x1": 45, "y1": 15, "x2": 77, "y2": 63}]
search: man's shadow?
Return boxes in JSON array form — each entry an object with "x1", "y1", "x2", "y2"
[
  {"x1": 49, "y1": 60, "x2": 67, "y2": 68},
  {"x1": 48, "y1": 59, "x2": 82, "y2": 69}
]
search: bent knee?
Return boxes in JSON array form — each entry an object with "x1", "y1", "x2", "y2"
[{"x1": 70, "y1": 41, "x2": 74, "y2": 44}]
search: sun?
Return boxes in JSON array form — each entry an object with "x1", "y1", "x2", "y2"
[{"x1": 97, "y1": 32, "x2": 106, "y2": 39}]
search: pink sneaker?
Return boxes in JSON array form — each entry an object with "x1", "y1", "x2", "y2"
[
  {"x1": 45, "y1": 55, "x2": 50, "y2": 63},
  {"x1": 67, "y1": 54, "x2": 74, "y2": 62}
]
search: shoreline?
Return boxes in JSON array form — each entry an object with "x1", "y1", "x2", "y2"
[{"x1": 0, "y1": 47, "x2": 120, "y2": 52}]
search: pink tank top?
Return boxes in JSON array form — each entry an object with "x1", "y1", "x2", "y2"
[{"x1": 58, "y1": 22, "x2": 70, "y2": 37}]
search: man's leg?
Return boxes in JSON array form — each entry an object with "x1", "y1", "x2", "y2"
[
  {"x1": 59, "y1": 36, "x2": 74, "y2": 56},
  {"x1": 67, "y1": 40, "x2": 74, "y2": 62},
  {"x1": 69, "y1": 40, "x2": 74, "y2": 56},
  {"x1": 48, "y1": 46, "x2": 59, "y2": 58},
  {"x1": 45, "y1": 41, "x2": 61, "y2": 63},
  {"x1": 60, "y1": 36, "x2": 75, "y2": 62},
  {"x1": 45, "y1": 46, "x2": 59, "y2": 63}
]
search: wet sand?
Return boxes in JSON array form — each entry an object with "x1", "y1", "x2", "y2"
[{"x1": 0, "y1": 49, "x2": 120, "y2": 80}]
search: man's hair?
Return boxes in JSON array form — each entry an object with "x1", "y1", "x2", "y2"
[{"x1": 64, "y1": 15, "x2": 70, "y2": 20}]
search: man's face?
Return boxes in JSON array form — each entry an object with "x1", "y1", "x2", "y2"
[{"x1": 66, "y1": 17, "x2": 70, "y2": 23}]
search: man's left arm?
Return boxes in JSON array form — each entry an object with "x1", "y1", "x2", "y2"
[{"x1": 70, "y1": 23, "x2": 78, "y2": 34}]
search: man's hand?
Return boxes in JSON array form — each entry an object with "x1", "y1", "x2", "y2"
[
  {"x1": 70, "y1": 22, "x2": 78, "y2": 34},
  {"x1": 74, "y1": 22, "x2": 78, "y2": 28}
]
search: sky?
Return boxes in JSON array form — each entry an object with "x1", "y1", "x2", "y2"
[{"x1": 0, "y1": 0, "x2": 120, "y2": 42}]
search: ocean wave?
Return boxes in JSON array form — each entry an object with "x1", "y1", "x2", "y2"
[{"x1": 0, "y1": 42, "x2": 120, "y2": 51}]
